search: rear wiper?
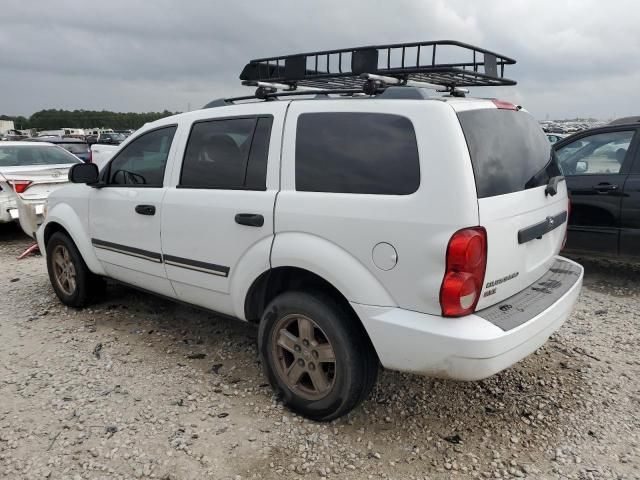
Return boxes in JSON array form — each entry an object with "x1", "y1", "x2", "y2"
[{"x1": 544, "y1": 175, "x2": 565, "y2": 197}]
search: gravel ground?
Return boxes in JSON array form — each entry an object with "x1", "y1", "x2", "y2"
[{"x1": 0, "y1": 223, "x2": 638, "y2": 480}]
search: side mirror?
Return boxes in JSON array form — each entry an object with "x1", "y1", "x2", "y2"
[
  {"x1": 69, "y1": 163, "x2": 99, "y2": 184},
  {"x1": 575, "y1": 160, "x2": 588, "y2": 174}
]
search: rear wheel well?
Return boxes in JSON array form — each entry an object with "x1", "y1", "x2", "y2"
[{"x1": 245, "y1": 267, "x2": 378, "y2": 359}]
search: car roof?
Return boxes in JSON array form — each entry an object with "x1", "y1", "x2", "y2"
[{"x1": 609, "y1": 116, "x2": 640, "y2": 126}]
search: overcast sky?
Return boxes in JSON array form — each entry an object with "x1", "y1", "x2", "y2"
[{"x1": 1, "y1": 0, "x2": 638, "y2": 119}]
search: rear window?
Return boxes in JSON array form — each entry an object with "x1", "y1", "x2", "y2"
[
  {"x1": 458, "y1": 109, "x2": 559, "y2": 198},
  {"x1": 0, "y1": 145, "x2": 81, "y2": 167},
  {"x1": 295, "y1": 112, "x2": 420, "y2": 195}
]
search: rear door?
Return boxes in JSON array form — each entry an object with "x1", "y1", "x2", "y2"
[
  {"x1": 457, "y1": 106, "x2": 569, "y2": 308},
  {"x1": 160, "y1": 104, "x2": 285, "y2": 317},
  {"x1": 89, "y1": 125, "x2": 178, "y2": 297},
  {"x1": 554, "y1": 127, "x2": 637, "y2": 254}
]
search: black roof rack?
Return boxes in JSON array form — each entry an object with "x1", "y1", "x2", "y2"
[{"x1": 239, "y1": 40, "x2": 516, "y2": 91}]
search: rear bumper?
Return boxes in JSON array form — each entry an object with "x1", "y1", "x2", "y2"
[
  {"x1": 7, "y1": 200, "x2": 46, "y2": 221},
  {"x1": 0, "y1": 196, "x2": 16, "y2": 223},
  {"x1": 351, "y1": 256, "x2": 583, "y2": 380}
]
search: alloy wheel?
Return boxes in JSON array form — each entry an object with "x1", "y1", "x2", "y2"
[
  {"x1": 271, "y1": 314, "x2": 337, "y2": 401},
  {"x1": 52, "y1": 244, "x2": 77, "y2": 296}
]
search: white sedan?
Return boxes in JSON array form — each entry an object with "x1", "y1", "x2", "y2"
[{"x1": 0, "y1": 142, "x2": 81, "y2": 224}]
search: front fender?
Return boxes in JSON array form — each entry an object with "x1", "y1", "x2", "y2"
[
  {"x1": 270, "y1": 232, "x2": 396, "y2": 307},
  {"x1": 38, "y1": 203, "x2": 106, "y2": 276}
]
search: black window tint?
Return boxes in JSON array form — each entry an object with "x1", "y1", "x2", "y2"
[
  {"x1": 457, "y1": 109, "x2": 557, "y2": 198},
  {"x1": 180, "y1": 118, "x2": 257, "y2": 188},
  {"x1": 295, "y1": 113, "x2": 420, "y2": 195},
  {"x1": 245, "y1": 117, "x2": 273, "y2": 190},
  {"x1": 108, "y1": 126, "x2": 176, "y2": 186}
]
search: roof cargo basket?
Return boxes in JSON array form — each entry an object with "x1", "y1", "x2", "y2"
[{"x1": 239, "y1": 40, "x2": 516, "y2": 93}]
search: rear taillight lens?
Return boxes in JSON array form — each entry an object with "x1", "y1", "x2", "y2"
[
  {"x1": 9, "y1": 180, "x2": 33, "y2": 194},
  {"x1": 440, "y1": 227, "x2": 487, "y2": 317},
  {"x1": 491, "y1": 99, "x2": 518, "y2": 110},
  {"x1": 88, "y1": 149, "x2": 93, "y2": 163}
]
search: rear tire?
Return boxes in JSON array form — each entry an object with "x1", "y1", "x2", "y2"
[
  {"x1": 46, "y1": 232, "x2": 102, "y2": 308},
  {"x1": 258, "y1": 291, "x2": 378, "y2": 421}
]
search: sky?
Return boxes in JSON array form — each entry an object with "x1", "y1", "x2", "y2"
[{"x1": 1, "y1": 0, "x2": 639, "y2": 120}]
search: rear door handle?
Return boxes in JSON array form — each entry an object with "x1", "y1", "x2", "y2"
[
  {"x1": 235, "y1": 213, "x2": 264, "y2": 227},
  {"x1": 592, "y1": 183, "x2": 618, "y2": 194},
  {"x1": 135, "y1": 204, "x2": 156, "y2": 216}
]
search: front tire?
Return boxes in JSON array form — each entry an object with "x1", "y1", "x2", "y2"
[
  {"x1": 46, "y1": 232, "x2": 102, "y2": 308},
  {"x1": 258, "y1": 291, "x2": 378, "y2": 421}
]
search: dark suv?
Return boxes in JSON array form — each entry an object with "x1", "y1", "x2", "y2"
[{"x1": 554, "y1": 117, "x2": 640, "y2": 258}]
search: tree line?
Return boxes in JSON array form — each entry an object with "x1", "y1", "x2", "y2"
[{"x1": 0, "y1": 109, "x2": 179, "y2": 131}]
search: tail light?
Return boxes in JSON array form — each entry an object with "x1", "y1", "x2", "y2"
[
  {"x1": 9, "y1": 180, "x2": 33, "y2": 194},
  {"x1": 491, "y1": 99, "x2": 518, "y2": 110},
  {"x1": 440, "y1": 227, "x2": 487, "y2": 317},
  {"x1": 88, "y1": 149, "x2": 93, "y2": 163}
]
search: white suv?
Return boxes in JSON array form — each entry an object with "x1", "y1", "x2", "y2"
[{"x1": 36, "y1": 42, "x2": 583, "y2": 420}]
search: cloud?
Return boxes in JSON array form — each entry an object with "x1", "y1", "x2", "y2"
[{"x1": 1, "y1": 0, "x2": 638, "y2": 118}]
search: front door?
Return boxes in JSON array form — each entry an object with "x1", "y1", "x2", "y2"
[
  {"x1": 89, "y1": 125, "x2": 178, "y2": 297},
  {"x1": 161, "y1": 106, "x2": 283, "y2": 317},
  {"x1": 556, "y1": 128, "x2": 637, "y2": 255}
]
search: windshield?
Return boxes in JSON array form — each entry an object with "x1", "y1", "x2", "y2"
[
  {"x1": 58, "y1": 142, "x2": 90, "y2": 155},
  {"x1": 0, "y1": 145, "x2": 81, "y2": 167},
  {"x1": 458, "y1": 108, "x2": 559, "y2": 198}
]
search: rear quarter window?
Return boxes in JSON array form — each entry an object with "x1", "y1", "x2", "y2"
[
  {"x1": 458, "y1": 109, "x2": 558, "y2": 198},
  {"x1": 295, "y1": 112, "x2": 420, "y2": 195}
]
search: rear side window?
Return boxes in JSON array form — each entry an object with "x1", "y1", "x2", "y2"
[
  {"x1": 295, "y1": 112, "x2": 420, "y2": 195},
  {"x1": 180, "y1": 116, "x2": 272, "y2": 190},
  {"x1": 458, "y1": 109, "x2": 559, "y2": 198}
]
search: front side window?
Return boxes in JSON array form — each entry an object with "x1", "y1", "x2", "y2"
[
  {"x1": 107, "y1": 126, "x2": 176, "y2": 186},
  {"x1": 556, "y1": 130, "x2": 635, "y2": 176},
  {"x1": 180, "y1": 116, "x2": 272, "y2": 190},
  {"x1": 295, "y1": 112, "x2": 420, "y2": 195}
]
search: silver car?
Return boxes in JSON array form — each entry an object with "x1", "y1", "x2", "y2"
[{"x1": 0, "y1": 142, "x2": 81, "y2": 224}]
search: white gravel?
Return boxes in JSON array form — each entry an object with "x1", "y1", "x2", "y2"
[{"x1": 0, "y1": 223, "x2": 638, "y2": 479}]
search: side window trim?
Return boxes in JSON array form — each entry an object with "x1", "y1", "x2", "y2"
[
  {"x1": 101, "y1": 124, "x2": 178, "y2": 188},
  {"x1": 557, "y1": 127, "x2": 638, "y2": 177},
  {"x1": 177, "y1": 114, "x2": 273, "y2": 191}
]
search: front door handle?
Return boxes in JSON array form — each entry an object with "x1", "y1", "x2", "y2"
[
  {"x1": 592, "y1": 183, "x2": 619, "y2": 194},
  {"x1": 235, "y1": 213, "x2": 264, "y2": 227},
  {"x1": 135, "y1": 204, "x2": 156, "y2": 216}
]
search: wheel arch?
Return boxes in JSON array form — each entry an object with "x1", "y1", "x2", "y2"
[
  {"x1": 40, "y1": 206, "x2": 106, "y2": 276},
  {"x1": 244, "y1": 265, "x2": 381, "y2": 362}
]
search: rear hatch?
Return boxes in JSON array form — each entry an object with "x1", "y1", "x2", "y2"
[{"x1": 457, "y1": 105, "x2": 569, "y2": 309}]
